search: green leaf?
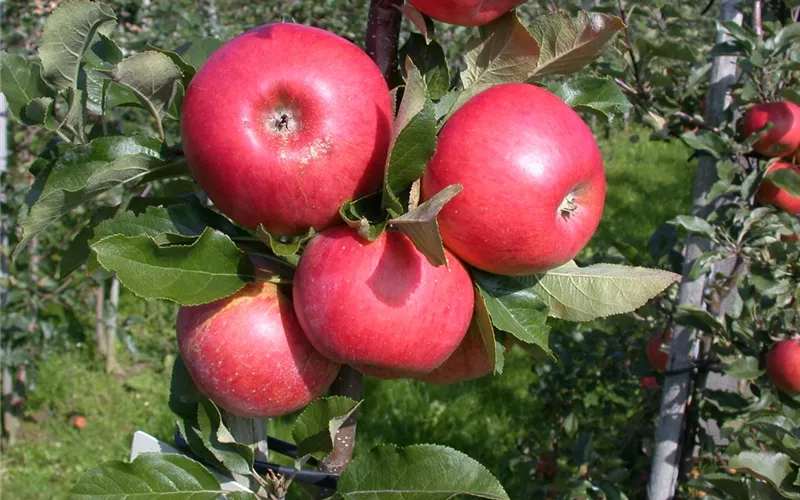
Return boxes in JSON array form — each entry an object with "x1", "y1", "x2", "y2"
[
  {"x1": 531, "y1": 262, "x2": 680, "y2": 322},
  {"x1": 638, "y1": 39, "x2": 699, "y2": 62},
  {"x1": 335, "y1": 444, "x2": 510, "y2": 500},
  {"x1": 174, "y1": 38, "x2": 224, "y2": 72},
  {"x1": 23, "y1": 97, "x2": 59, "y2": 129},
  {"x1": 675, "y1": 305, "x2": 726, "y2": 333},
  {"x1": 383, "y1": 100, "x2": 437, "y2": 214},
  {"x1": 782, "y1": 87, "x2": 800, "y2": 106},
  {"x1": 563, "y1": 412, "x2": 578, "y2": 436},
  {"x1": 15, "y1": 136, "x2": 186, "y2": 259},
  {"x1": 672, "y1": 215, "x2": 716, "y2": 238},
  {"x1": 83, "y1": 33, "x2": 124, "y2": 70},
  {"x1": 292, "y1": 396, "x2": 362, "y2": 461},
  {"x1": 39, "y1": 0, "x2": 116, "y2": 91},
  {"x1": 93, "y1": 204, "x2": 240, "y2": 246},
  {"x1": 68, "y1": 452, "x2": 253, "y2": 499},
  {"x1": 60, "y1": 205, "x2": 118, "y2": 278},
  {"x1": 389, "y1": 184, "x2": 462, "y2": 267},
  {"x1": 688, "y1": 251, "x2": 726, "y2": 280},
  {"x1": 766, "y1": 167, "x2": 800, "y2": 198},
  {"x1": 550, "y1": 76, "x2": 631, "y2": 122},
  {"x1": 62, "y1": 86, "x2": 88, "y2": 142},
  {"x1": 109, "y1": 52, "x2": 183, "y2": 133},
  {"x1": 700, "y1": 473, "x2": 750, "y2": 499},
  {"x1": 168, "y1": 353, "x2": 256, "y2": 479},
  {"x1": 0, "y1": 52, "x2": 56, "y2": 123},
  {"x1": 400, "y1": 34, "x2": 449, "y2": 100},
  {"x1": 472, "y1": 286, "x2": 501, "y2": 375},
  {"x1": 396, "y1": 58, "x2": 428, "y2": 135},
  {"x1": 679, "y1": 130, "x2": 728, "y2": 159},
  {"x1": 472, "y1": 270, "x2": 552, "y2": 359},
  {"x1": 256, "y1": 225, "x2": 315, "y2": 259},
  {"x1": 718, "y1": 21, "x2": 758, "y2": 53},
  {"x1": 339, "y1": 192, "x2": 387, "y2": 242},
  {"x1": 729, "y1": 451, "x2": 792, "y2": 491},
  {"x1": 194, "y1": 401, "x2": 255, "y2": 476},
  {"x1": 159, "y1": 373, "x2": 258, "y2": 485},
  {"x1": 399, "y1": 4, "x2": 435, "y2": 43},
  {"x1": 527, "y1": 11, "x2": 624, "y2": 80},
  {"x1": 381, "y1": 59, "x2": 437, "y2": 214},
  {"x1": 720, "y1": 355, "x2": 764, "y2": 380},
  {"x1": 768, "y1": 23, "x2": 800, "y2": 52},
  {"x1": 90, "y1": 228, "x2": 254, "y2": 306},
  {"x1": 453, "y1": 12, "x2": 539, "y2": 115}
]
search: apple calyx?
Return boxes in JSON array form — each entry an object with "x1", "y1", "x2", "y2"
[{"x1": 269, "y1": 109, "x2": 298, "y2": 135}]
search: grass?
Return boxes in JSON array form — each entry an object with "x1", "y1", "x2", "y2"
[
  {"x1": 590, "y1": 129, "x2": 694, "y2": 253},
  {"x1": 0, "y1": 352, "x2": 175, "y2": 498},
  {"x1": 0, "y1": 128, "x2": 695, "y2": 498}
]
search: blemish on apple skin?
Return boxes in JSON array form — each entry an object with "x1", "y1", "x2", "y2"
[{"x1": 298, "y1": 137, "x2": 333, "y2": 166}]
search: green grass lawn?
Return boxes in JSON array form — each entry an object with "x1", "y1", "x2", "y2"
[
  {"x1": 1, "y1": 128, "x2": 695, "y2": 498},
  {"x1": 590, "y1": 130, "x2": 694, "y2": 253}
]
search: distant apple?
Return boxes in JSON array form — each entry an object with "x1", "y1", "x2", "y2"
[
  {"x1": 781, "y1": 233, "x2": 800, "y2": 242},
  {"x1": 71, "y1": 415, "x2": 87, "y2": 430},
  {"x1": 756, "y1": 162, "x2": 800, "y2": 215},
  {"x1": 766, "y1": 338, "x2": 800, "y2": 394},
  {"x1": 742, "y1": 101, "x2": 800, "y2": 158},
  {"x1": 181, "y1": 23, "x2": 393, "y2": 235},
  {"x1": 293, "y1": 226, "x2": 474, "y2": 378},
  {"x1": 177, "y1": 282, "x2": 340, "y2": 418},
  {"x1": 639, "y1": 376, "x2": 660, "y2": 390},
  {"x1": 406, "y1": 0, "x2": 526, "y2": 26},
  {"x1": 646, "y1": 330, "x2": 672, "y2": 372}
]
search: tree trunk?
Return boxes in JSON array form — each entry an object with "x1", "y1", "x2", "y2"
[{"x1": 648, "y1": 2, "x2": 743, "y2": 498}]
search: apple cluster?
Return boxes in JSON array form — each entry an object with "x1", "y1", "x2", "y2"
[
  {"x1": 743, "y1": 101, "x2": 800, "y2": 215},
  {"x1": 173, "y1": 12, "x2": 606, "y2": 417},
  {"x1": 640, "y1": 103, "x2": 800, "y2": 394},
  {"x1": 741, "y1": 101, "x2": 800, "y2": 395}
]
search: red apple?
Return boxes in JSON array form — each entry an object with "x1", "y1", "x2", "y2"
[
  {"x1": 639, "y1": 375, "x2": 661, "y2": 390},
  {"x1": 293, "y1": 226, "x2": 474, "y2": 378},
  {"x1": 419, "y1": 326, "x2": 513, "y2": 385},
  {"x1": 406, "y1": 0, "x2": 526, "y2": 26},
  {"x1": 756, "y1": 162, "x2": 800, "y2": 215},
  {"x1": 177, "y1": 282, "x2": 340, "y2": 418},
  {"x1": 766, "y1": 338, "x2": 800, "y2": 394},
  {"x1": 422, "y1": 83, "x2": 605, "y2": 275},
  {"x1": 646, "y1": 330, "x2": 672, "y2": 372},
  {"x1": 742, "y1": 101, "x2": 800, "y2": 158},
  {"x1": 181, "y1": 23, "x2": 393, "y2": 235},
  {"x1": 71, "y1": 415, "x2": 88, "y2": 430},
  {"x1": 781, "y1": 233, "x2": 800, "y2": 242}
]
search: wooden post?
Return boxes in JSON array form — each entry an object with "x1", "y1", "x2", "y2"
[
  {"x1": 647, "y1": 2, "x2": 742, "y2": 498},
  {"x1": 95, "y1": 283, "x2": 107, "y2": 357},
  {"x1": 1, "y1": 92, "x2": 23, "y2": 450},
  {"x1": 106, "y1": 277, "x2": 120, "y2": 373}
]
